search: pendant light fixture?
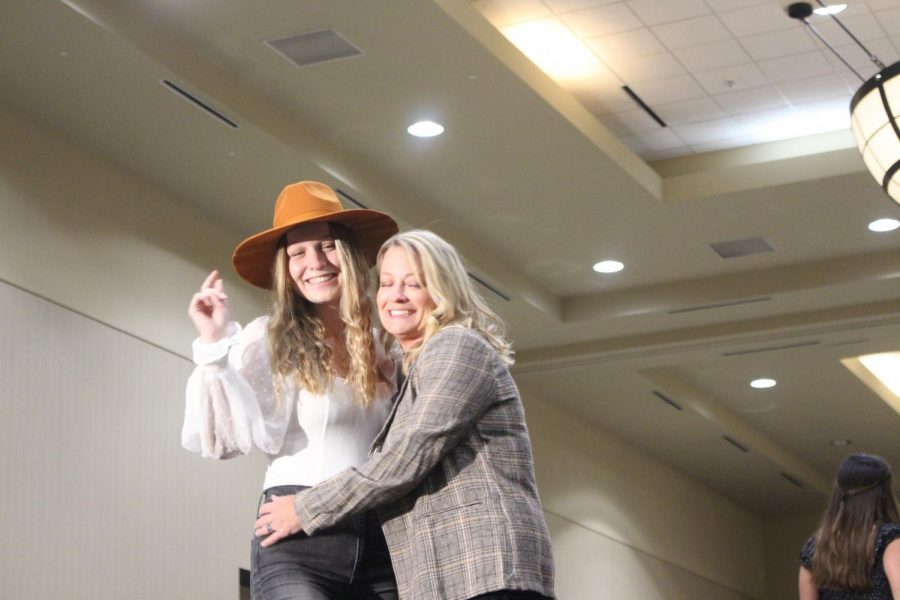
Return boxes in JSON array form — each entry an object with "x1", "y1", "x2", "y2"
[{"x1": 788, "y1": 1, "x2": 900, "y2": 207}]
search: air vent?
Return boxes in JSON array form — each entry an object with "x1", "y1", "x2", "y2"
[
  {"x1": 781, "y1": 473, "x2": 803, "y2": 487},
  {"x1": 722, "y1": 340, "x2": 820, "y2": 357},
  {"x1": 668, "y1": 296, "x2": 770, "y2": 314},
  {"x1": 622, "y1": 86, "x2": 667, "y2": 127},
  {"x1": 161, "y1": 80, "x2": 238, "y2": 128},
  {"x1": 710, "y1": 237, "x2": 774, "y2": 259},
  {"x1": 652, "y1": 390, "x2": 683, "y2": 411},
  {"x1": 722, "y1": 435, "x2": 750, "y2": 453},
  {"x1": 336, "y1": 190, "x2": 510, "y2": 303},
  {"x1": 266, "y1": 28, "x2": 363, "y2": 67}
]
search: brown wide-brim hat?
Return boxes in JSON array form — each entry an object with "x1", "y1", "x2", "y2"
[{"x1": 232, "y1": 181, "x2": 399, "y2": 289}]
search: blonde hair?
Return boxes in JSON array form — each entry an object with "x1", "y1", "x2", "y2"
[
  {"x1": 377, "y1": 229, "x2": 512, "y2": 371},
  {"x1": 267, "y1": 223, "x2": 382, "y2": 405}
]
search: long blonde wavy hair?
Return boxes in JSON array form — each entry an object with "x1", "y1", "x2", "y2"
[
  {"x1": 377, "y1": 230, "x2": 512, "y2": 372},
  {"x1": 267, "y1": 223, "x2": 382, "y2": 406}
]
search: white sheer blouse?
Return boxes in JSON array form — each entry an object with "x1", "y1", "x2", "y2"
[{"x1": 182, "y1": 317, "x2": 394, "y2": 489}]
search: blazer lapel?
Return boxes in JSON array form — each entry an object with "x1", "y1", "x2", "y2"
[{"x1": 369, "y1": 363, "x2": 412, "y2": 455}]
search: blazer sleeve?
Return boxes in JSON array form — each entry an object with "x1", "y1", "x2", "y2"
[{"x1": 294, "y1": 326, "x2": 498, "y2": 533}]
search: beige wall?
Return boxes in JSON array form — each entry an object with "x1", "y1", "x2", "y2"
[
  {"x1": 2, "y1": 105, "x2": 774, "y2": 599},
  {"x1": 763, "y1": 512, "x2": 820, "y2": 600}
]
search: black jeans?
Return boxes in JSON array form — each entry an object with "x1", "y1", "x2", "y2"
[{"x1": 251, "y1": 485, "x2": 397, "y2": 600}]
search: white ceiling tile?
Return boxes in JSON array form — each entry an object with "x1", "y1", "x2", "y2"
[
  {"x1": 629, "y1": 74, "x2": 709, "y2": 104},
  {"x1": 718, "y1": 3, "x2": 797, "y2": 38},
  {"x1": 622, "y1": 126, "x2": 685, "y2": 151},
  {"x1": 872, "y1": 7, "x2": 900, "y2": 36},
  {"x1": 607, "y1": 51, "x2": 687, "y2": 83},
  {"x1": 737, "y1": 103, "x2": 850, "y2": 143},
  {"x1": 815, "y1": 13, "x2": 888, "y2": 42},
  {"x1": 702, "y1": 0, "x2": 770, "y2": 11},
  {"x1": 673, "y1": 39, "x2": 751, "y2": 72},
  {"x1": 626, "y1": 0, "x2": 710, "y2": 26},
  {"x1": 471, "y1": 0, "x2": 553, "y2": 27},
  {"x1": 757, "y1": 50, "x2": 836, "y2": 83},
  {"x1": 651, "y1": 15, "x2": 733, "y2": 51},
  {"x1": 693, "y1": 62, "x2": 770, "y2": 94},
  {"x1": 690, "y1": 135, "x2": 756, "y2": 154},
  {"x1": 738, "y1": 28, "x2": 818, "y2": 62},
  {"x1": 585, "y1": 28, "x2": 666, "y2": 62},
  {"x1": 869, "y1": 0, "x2": 900, "y2": 10},
  {"x1": 559, "y1": 3, "x2": 643, "y2": 37},
  {"x1": 599, "y1": 109, "x2": 663, "y2": 136},
  {"x1": 776, "y1": 73, "x2": 853, "y2": 106},
  {"x1": 654, "y1": 97, "x2": 726, "y2": 127},
  {"x1": 542, "y1": 0, "x2": 622, "y2": 14},
  {"x1": 672, "y1": 116, "x2": 742, "y2": 145},
  {"x1": 713, "y1": 85, "x2": 789, "y2": 114}
]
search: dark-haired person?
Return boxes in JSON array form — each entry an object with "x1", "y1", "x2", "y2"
[
  {"x1": 255, "y1": 229, "x2": 555, "y2": 600},
  {"x1": 182, "y1": 181, "x2": 400, "y2": 599},
  {"x1": 799, "y1": 453, "x2": 900, "y2": 599}
]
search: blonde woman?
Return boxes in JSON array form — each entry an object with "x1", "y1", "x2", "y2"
[
  {"x1": 257, "y1": 230, "x2": 555, "y2": 600},
  {"x1": 183, "y1": 181, "x2": 400, "y2": 599}
]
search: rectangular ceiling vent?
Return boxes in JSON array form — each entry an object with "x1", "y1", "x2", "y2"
[
  {"x1": 722, "y1": 340, "x2": 820, "y2": 357},
  {"x1": 668, "y1": 296, "x2": 770, "y2": 314},
  {"x1": 710, "y1": 237, "x2": 774, "y2": 259},
  {"x1": 722, "y1": 435, "x2": 750, "y2": 453},
  {"x1": 266, "y1": 28, "x2": 363, "y2": 67},
  {"x1": 781, "y1": 472, "x2": 804, "y2": 488},
  {"x1": 161, "y1": 80, "x2": 238, "y2": 128},
  {"x1": 652, "y1": 390, "x2": 683, "y2": 411}
]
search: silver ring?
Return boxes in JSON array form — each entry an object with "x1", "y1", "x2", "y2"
[{"x1": 266, "y1": 522, "x2": 274, "y2": 534}]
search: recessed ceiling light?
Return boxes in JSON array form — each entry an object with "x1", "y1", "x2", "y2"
[
  {"x1": 750, "y1": 378, "x2": 776, "y2": 389},
  {"x1": 830, "y1": 439, "x2": 853, "y2": 447},
  {"x1": 407, "y1": 121, "x2": 444, "y2": 137},
  {"x1": 592, "y1": 260, "x2": 624, "y2": 273},
  {"x1": 868, "y1": 218, "x2": 900, "y2": 232},
  {"x1": 813, "y1": 3, "x2": 848, "y2": 16}
]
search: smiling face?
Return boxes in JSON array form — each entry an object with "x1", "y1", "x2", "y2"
[
  {"x1": 285, "y1": 222, "x2": 342, "y2": 308},
  {"x1": 377, "y1": 245, "x2": 435, "y2": 350}
]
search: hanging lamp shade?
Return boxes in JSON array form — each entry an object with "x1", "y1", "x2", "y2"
[{"x1": 850, "y1": 61, "x2": 900, "y2": 206}]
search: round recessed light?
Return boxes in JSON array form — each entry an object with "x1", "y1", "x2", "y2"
[
  {"x1": 830, "y1": 439, "x2": 853, "y2": 447},
  {"x1": 868, "y1": 217, "x2": 900, "y2": 232},
  {"x1": 407, "y1": 120, "x2": 444, "y2": 137},
  {"x1": 813, "y1": 3, "x2": 847, "y2": 16},
  {"x1": 592, "y1": 260, "x2": 624, "y2": 273},
  {"x1": 750, "y1": 378, "x2": 777, "y2": 389}
]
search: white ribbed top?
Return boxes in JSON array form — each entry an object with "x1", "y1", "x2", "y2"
[{"x1": 182, "y1": 317, "x2": 393, "y2": 490}]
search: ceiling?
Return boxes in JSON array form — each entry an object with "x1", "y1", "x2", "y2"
[
  {"x1": 473, "y1": 0, "x2": 900, "y2": 160},
  {"x1": 2, "y1": 0, "x2": 899, "y2": 516}
]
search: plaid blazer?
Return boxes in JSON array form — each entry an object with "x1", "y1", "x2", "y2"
[{"x1": 295, "y1": 326, "x2": 555, "y2": 600}]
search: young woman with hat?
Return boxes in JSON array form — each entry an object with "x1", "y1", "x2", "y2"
[
  {"x1": 254, "y1": 230, "x2": 555, "y2": 600},
  {"x1": 799, "y1": 453, "x2": 900, "y2": 599},
  {"x1": 182, "y1": 181, "x2": 400, "y2": 599}
]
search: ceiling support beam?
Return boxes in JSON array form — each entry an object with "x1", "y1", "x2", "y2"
[{"x1": 641, "y1": 367, "x2": 832, "y2": 495}]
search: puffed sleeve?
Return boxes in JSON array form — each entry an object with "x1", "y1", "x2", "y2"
[
  {"x1": 799, "y1": 535, "x2": 815, "y2": 569},
  {"x1": 182, "y1": 316, "x2": 294, "y2": 459}
]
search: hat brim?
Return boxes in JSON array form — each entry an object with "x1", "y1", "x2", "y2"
[{"x1": 232, "y1": 209, "x2": 398, "y2": 289}]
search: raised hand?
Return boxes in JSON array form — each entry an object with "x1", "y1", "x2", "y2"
[{"x1": 188, "y1": 270, "x2": 230, "y2": 342}]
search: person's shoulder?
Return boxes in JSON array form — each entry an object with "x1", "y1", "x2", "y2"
[
  {"x1": 425, "y1": 325, "x2": 492, "y2": 354},
  {"x1": 877, "y1": 522, "x2": 900, "y2": 549},
  {"x1": 800, "y1": 534, "x2": 816, "y2": 566}
]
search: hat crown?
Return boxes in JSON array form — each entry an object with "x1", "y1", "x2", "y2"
[{"x1": 273, "y1": 181, "x2": 342, "y2": 227}]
